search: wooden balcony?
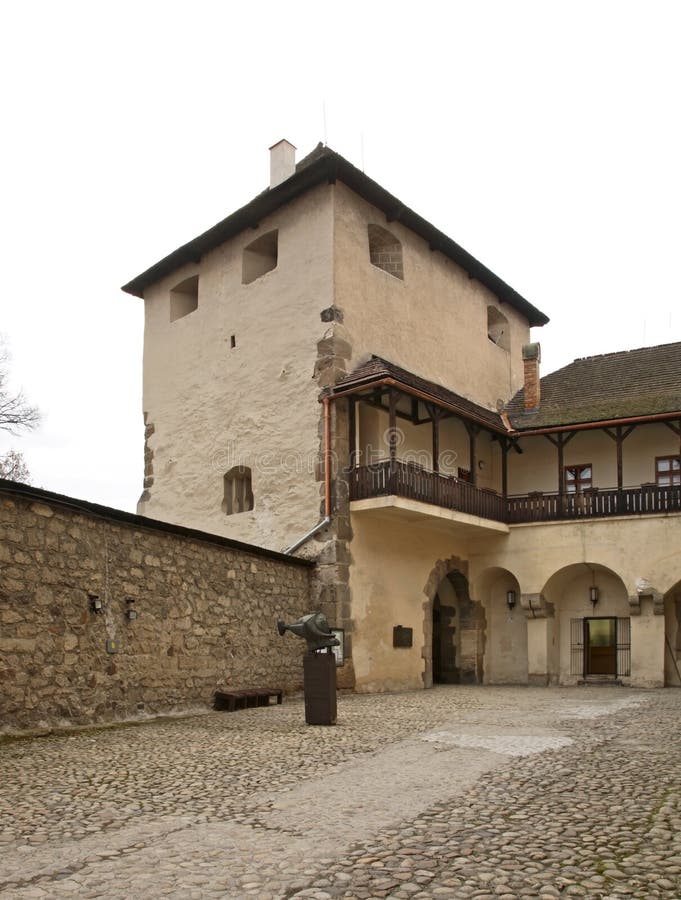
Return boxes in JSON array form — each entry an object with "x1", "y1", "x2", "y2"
[
  {"x1": 506, "y1": 484, "x2": 681, "y2": 523},
  {"x1": 349, "y1": 461, "x2": 507, "y2": 522},
  {"x1": 348, "y1": 462, "x2": 681, "y2": 525}
]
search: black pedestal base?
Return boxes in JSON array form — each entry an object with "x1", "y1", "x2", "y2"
[{"x1": 303, "y1": 651, "x2": 337, "y2": 725}]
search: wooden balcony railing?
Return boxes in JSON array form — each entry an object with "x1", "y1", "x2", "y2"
[
  {"x1": 348, "y1": 461, "x2": 507, "y2": 522},
  {"x1": 348, "y1": 462, "x2": 681, "y2": 525},
  {"x1": 506, "y1": 484, "x2": 681, "y2": 523}
]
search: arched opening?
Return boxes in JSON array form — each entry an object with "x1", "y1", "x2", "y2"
[
  {"x1": 475, "y1": 567, "x2": 526, "y2": 684},
  {"x1": 432, "y1": 578, "x2": 460, "y2": 684},
  {"x1": 423, "y1": 558, "x2": 484, "y2": 687},
  {"x1": 541, "y1": 562, "x2": 629, "y2": 684},
  {"x1": 222, "y1": 466, "x2": 254, "y2": 515},
  {"x1": 663, "y1": 581, "x2": 681, "y2": 686},
  {"x1": 368, "y1": 224, "x2": 404, "y2": 280}
]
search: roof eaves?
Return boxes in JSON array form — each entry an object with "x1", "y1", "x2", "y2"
[{"x1": 121, "y1": 147, "x2": 549, "y2": 327}]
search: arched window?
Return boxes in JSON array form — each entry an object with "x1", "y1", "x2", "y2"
[
  {"x1": 368, "y1": 224, "x2": 403, "y2": 280},
  {"x1": 222, "y1": 466, "x2": 254, "y2": 515},
  {"x1": 242, "y1": 230, "x2": 278, "y2": 284},
  {"x1": 487, "y1": 306, "x2": 510, "y2": 351}
]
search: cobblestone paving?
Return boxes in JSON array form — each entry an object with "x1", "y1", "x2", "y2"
[{"x1": 1, "y1": 687, "x2": 679, "y2": 898}]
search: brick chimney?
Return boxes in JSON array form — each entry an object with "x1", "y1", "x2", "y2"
[
  {"x1": 522, "y1": 342, "x2": 541, "y2": 409},
  {"x1": 269, "y1": 139, "x2": 296, "y2": 188}
]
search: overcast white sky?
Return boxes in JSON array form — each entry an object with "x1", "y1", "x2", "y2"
[{"x1": 1, "y1": 1, "x2": 679, "y2": 512}]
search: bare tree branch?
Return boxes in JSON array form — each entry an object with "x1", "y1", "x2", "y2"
[
  {"x1": 0, "y1": 449, "x2": 31, "y2": 483},
  {"x1": 0, "y1": 338, "x2": 41, "y2": 435}
]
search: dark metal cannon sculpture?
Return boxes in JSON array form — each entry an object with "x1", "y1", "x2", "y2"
[
  {"x1": 277, "y1": 611, "x2": 340, "y2": 653},
  {"x1": 277, "y1": 611, "x2": 338, "y2": 726}
]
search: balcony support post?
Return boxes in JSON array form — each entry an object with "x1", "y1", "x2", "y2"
[
  {"x1": 544, "y1": 431, "x2": 576, "y2": 517},
  {"x1": 348, "y1": 396, "x2": 357, "y2": 468},
  {"x1": 388, "y1": 389, "x2": 397, "y2": 491},
  {"x1": 425, "y1": 403, "x2": 443, "y2": 474},
  {"x1": 604, "y1": 423, "x2": 637, "y2": 511},
  {"x1": 501, "y1": 437, "x2": 508, "y2": 501},
  {"x1": 465, "y1": 422, "x2": 480, "y2": 486}
]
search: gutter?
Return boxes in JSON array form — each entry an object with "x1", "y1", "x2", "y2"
[{"x1": 504, "y1": 409, "x2": 681, "y2": 438}]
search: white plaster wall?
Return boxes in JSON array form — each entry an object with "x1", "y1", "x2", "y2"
[
  {"x1": 469, "y1": 514, "x2": 681, "y2": 598},
  {"x1": 479, "y1": 572, "x2": 527, "y2": 684},
  {"x1": 507, "y1": 422, "x2": 679, "y2": 496},
  {"x1": 333, "y1": 183, "x2": 532, "y2": 411},
  {"x1": 631, "y1": 597, "x2": 665, "y2": 687},
  {"x1": 139, "y1": 186, "x2": 335, "y2": 550},
  {"x1": 348, "y1": 510, "x2": 474, "y2": 692}
]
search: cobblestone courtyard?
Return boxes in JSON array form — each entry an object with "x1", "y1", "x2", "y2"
[{"x1": 1, "y1": 686, "x2": 680, "y2": 899}]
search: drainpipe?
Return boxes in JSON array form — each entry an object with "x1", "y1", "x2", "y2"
[{"x1": 283, "y1": 396, "x2": 332, "y2": 555}]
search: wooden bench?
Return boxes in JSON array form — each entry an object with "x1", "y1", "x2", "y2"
[{"x1": 213, "y1": 688, "x2": 283, "y2": 712}]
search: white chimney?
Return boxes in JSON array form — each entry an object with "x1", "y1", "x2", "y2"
[{"x1": 269, "y1": 139, "x2": 296, "y2": 188}]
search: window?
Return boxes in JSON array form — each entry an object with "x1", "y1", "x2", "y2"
[
  {"x1": 368, "y1": 224, "x2": 403, "y2": 280},
  {"x1": 565, "y1": 464, "x2": 592, "y2": 493},
  {"x1": 222, "y1": 466, "x2": 254, "y2": 515},
  {"x1": 656, "y1": 456, "x2": 681, "y2": 487},
  {"x1": 242, "y1": 230, "x2": 278, "y2": 284},
  {"x1": 487, "y1": 306, "x2": 510, "y2": 351},
  {"x1": 170, "y1": 275, "x2": 199, "y2": 322}
]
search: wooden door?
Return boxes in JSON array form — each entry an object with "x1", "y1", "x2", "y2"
[{"x1": 585, "y1": 617, "x2": 617, "y2": 675}]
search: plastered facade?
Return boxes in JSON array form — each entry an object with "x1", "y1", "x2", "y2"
[
  {"x1": 333, "y1": 183, "x2": 530, "y2": 410},
  {"x1": 139, "y1": 186, "x2": 335, "y2": 552},
  {"x1": 132, "y1": 150, "x2": 680, "y2": 696},
  {"x1": 347, "y1": 506, "x2": 681, "y2": 691}
]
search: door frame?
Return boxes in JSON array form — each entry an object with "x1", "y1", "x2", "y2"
[{"x1": 584, "y1": 615, "x2": 618, "y2": 676}]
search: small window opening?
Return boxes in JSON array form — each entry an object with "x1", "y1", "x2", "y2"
[
  {"x1": 487, "y1": 306, "x2": 509, "y2": 351},
  {"x1": 230, "y1": 335, "x2": 236, "y2": 349},
  {"x1": 242, "y1": 230, "x2": 278, "y2": 284},
  {"x1": 368, "y1": 224, "x2": 403, "y2": 280},
  {"x1": 170, "y1": 275, "x2": 199, "y2": 322},
  {"x1": 223, "y1": 466, "x2": 254, "y2": 515}
]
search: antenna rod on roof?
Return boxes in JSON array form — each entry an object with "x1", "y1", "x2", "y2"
[{"x1": 323, "y1": 99, "x2": 327, "y2": 146}]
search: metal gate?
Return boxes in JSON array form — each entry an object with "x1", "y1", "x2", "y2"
[{"x1": 569, "y1": 617, "x2": 631, "y2": 676}]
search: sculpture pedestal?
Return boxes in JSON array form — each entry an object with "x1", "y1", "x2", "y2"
[{"x1": 303, "y1": 651, "x2": 337, "y2": 725}]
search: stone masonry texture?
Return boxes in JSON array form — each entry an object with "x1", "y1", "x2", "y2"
[{"x1": 0, "y1": 488, "x2": 311, "y2": 731}]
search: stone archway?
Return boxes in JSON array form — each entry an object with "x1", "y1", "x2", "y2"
[
  {"x1": 422, "y1": 556, "x2": 485, "y2": 688},
  {"x1": 663, "y1": 580, "x2": 681, "y2": 686}
]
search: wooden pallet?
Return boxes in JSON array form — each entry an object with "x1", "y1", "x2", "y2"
[{"x1": 213, "y1": 688, "x2": 283, "y2": 712}]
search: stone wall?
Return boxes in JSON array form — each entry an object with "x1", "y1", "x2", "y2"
[{"x1": 0, "y1": 482, "x2": 313, "y2": 732}]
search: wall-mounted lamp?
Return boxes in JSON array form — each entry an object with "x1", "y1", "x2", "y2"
[
  {"x1": 506, "y1": 589, "x2": 517, "y2": 610},
  {"x1": 89, "y1": 593, "x2": 103, "y2": 614},
  {"x1": 125, "y1": 598, "x2": 137, "y2": 621},
  {"x1": 589, "y1": 585, "x2": 599, "y2": 605}
]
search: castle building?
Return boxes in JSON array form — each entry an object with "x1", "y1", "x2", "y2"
[{"x1": 123, "y1": 140, "x2": 681, "y2": 691}]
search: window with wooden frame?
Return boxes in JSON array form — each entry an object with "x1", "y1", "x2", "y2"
[
  {"x1": 655, "y1": 455, "x2": 681, "y2": 487},
  {"x1": 564, "y1": 463, "x2": 592, "y2": 493}
]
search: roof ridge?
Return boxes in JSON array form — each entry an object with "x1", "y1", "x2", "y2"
[{"x1": 570, "y1": 340, "x2": 681, "y2": 365}]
